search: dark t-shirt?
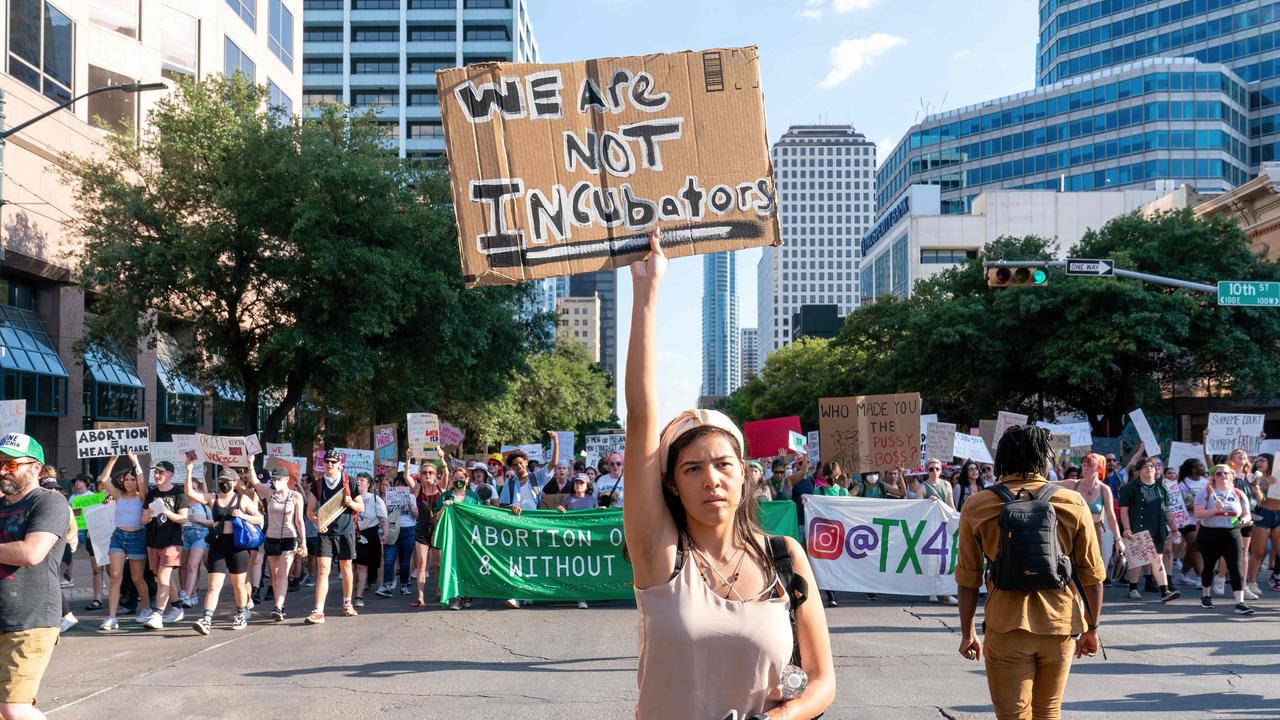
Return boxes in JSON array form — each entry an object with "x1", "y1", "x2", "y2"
[
  {"x1": 145, "y1": 485, "x2": 190, "y2": 548},
  {"x1": 315, "y1": 476, "x2": 355, "y2": 537},
  {"x1": 1118, "y1": 480, "x2": 1169, "y2": 543},
  {"x1": 0, "y1": 488, "x2": 68, "y2": 631}
]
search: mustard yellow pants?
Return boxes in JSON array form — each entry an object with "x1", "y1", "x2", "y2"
[{"x1": 984, "y1": 629, "x2": 1075, "y2": 720}]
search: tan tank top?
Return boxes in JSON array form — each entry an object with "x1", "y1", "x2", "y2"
[
  {"x1": 634, "y1": 543, "x2": 793, "y2": 720},
  {"x1": 266, "y1": 492, "x2": 298, "y2": 540}
]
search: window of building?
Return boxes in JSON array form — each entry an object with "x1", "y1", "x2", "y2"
[
  {"x1": 352, "y1": 27, "x2": 398, "y2": 42},
  {"x1": 88, "y1": 0, "x2": 138, "y2": 39},
  {"x1": 465, "y1": 0, "x2": 509, "y2": 7},
  {"x1": 409, "y1": 121, "x2": 443, "y2": 139},
  {"x1": 224, "y1": 36, "x2": 255, "y2": 80},
  {"x1": 303, "y1": 90, "x2": 340, "y2": 110},
  {"x1": 83, "y1": 342, "x2": 144, "y2": 422},
  {"x1": 352, "y1": 89, "x2": 397, "y2": 107},
  {"x1": 155, "y1": 333, "x2": 203, "y2": 428},
  {"x1": 920, "y1": 249, "x2": 976, "y2": 264},
  {"x1": 352, "y1": 0, "x2": 399, "y2": 8},
  {"x1": 303, "y1": 0, "x2": 340, "y2": 8},
  {"x1": 161, "y1": 7, "x2": 198, "y2": 80},
  {"x1": 410, "y1": 0, "x2": 455, "y2": 7},
  {"x1": 268, "y1": 0, "x2": 293, "y2": 68},
  {"x1": 408, "y1": 57, "x2": 453, "y2": 73},
  {"x1": 87, "y1": 65, "x2": 137, "y2": 134},
  {"x1": 226, "y1": 0, "x2": 255, "y2": 30},
  {"x1": 0, "y1": 303, "x2": 68, "y2": 417},
  {"x1": 464, "y1": 25, "x2": 509, "y2": 41},
  {"x1": 304, "y1": 27, "x2": 340, "y2": 41},
  {"x1": 407, "y1": 89, "x2": 438, "y2": 105},
  {"x1": 303, "y1": 58, "x2": 341, "y2": 74},
  {"x1": 352, "y1": 58, "x2": 398, "y2": 73},
  {"x1": 268, "y1": 79, "x2": 292, "y2": 118},
  {"x1": 8, "y1": 0, "x2": 74, "y2": 104},
  {"x1": 409, "y1": 27, "x2": 455, "y2": 41}
]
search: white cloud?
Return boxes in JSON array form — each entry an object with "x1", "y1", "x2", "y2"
[
  {"x1": 875, "y1": 134, "x2": 899, "y2": 166},
  {"x1": 833, "y1": 0, "x2": 881, "y2": 11},
  {"x1": 799, "y1": 8, "x2": 824, "y2": 20},
  {"x1": 818, "y1": 33, "x2": 906, "y2": 89},
  {"x1": 953, "y1": 49, "x2": 972, "y2": 60}
]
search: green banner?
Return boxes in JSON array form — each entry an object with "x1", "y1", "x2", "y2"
[
  {"x1": 70, "y1": 492, "x2": 106, "y2": 531},
  {"x1": 435, "y1": 500, "x2": 802, "y2": 601}
]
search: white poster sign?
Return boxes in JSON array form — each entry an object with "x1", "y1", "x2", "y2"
[
  {"x1": 1166, "y1": 480, "x2": 1191, "y2": 527},
  {"x1": 149, "y1": 441, "x2": 205, "y2": 485},
  {"x1": 585, "y1": 434, "x2": 626, "y2": 468},
  {"x1": 994, "y1": 411, "x2": 1029, "y2": 446},
  {"x1": 82, "y1": 503, "x2": 115, "y2": 568},
  {"x1": 1167, "y1": 442, "x2": 1205, "y2": 473},
  {"x1": 1037, "y1": 421, "x2": 1094, "y2": 450},
  {"x1": 265, "y1": 442, "x2": 293, "y2": 458},
  {"x1": 0, "y1": 399, "x2": 25, "y2": 436},
  {"x1": 553, "y1": 431, "x2": 575, "y2": 465},
  {"x1": 802, "y1": 495, "x2": 960, "y2": 595},
  {"x1": 1123, "y1": 530, "x2": 1160, "y2": 569},
  {"x1": 407, "y1": 413, "x2": 441, "y2": 458},
  {"x1": 1128, "y1": 408, "x2": 1161, "y2": 457},
  {"x1": 1260, "y1": 439, "x2": 1280, "y2": 457},
  {"x1": 243, "y1": 433, "x2": 262, "y2": 456},
  {"x1": 75, "y1": 426, "x2": 150, "y2": 459},
  {"x1": 1206, "y1": 413, "x2": 1265, "y2": 456},
  {"x1": 196, "y1": 434, "x2": 251, "y2": 467},
  {"x1": 953, "y1": 432, "x2": 994, "y2": 464},
  {"x1": 925, "y1": 422, "x2": 957, "y2": 462},
  {"x1": 336, "y1": 448, "x2": 375, "y2": 479},
  {"x1": 500, "y1": 443, "x2": 544, "y2": 464},
  {"x1": 808, "y1": 431, "x2": 820, "y2": 464},
  {"x1": 918, "y1": 414, "x2": 938, "y2": 465}
]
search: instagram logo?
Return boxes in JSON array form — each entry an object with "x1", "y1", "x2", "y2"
[{"x1": 808, "y1": 517, "x2": 846, "y2": 560}]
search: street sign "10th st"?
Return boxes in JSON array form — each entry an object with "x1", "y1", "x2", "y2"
[{"x1": 1218, "y1": 281, "x2": 1280, "y2": 307}]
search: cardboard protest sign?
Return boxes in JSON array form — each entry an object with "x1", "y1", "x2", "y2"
[
  {"x1": 787, "y1": 431, "x2": 807, "y2": 455},
  {"x1": 1166, "y1": 480, "x2": 1191, "y2": 527},
  {"x1": 807, "y1": 431, "x2": 820, "y2": 463},
  {"x1": 1167, "y1": 442, "x2": 1205, "y2": 472},
  {"x1": 1123, "y1": 530, "x2": 1160, "y2": 569},
  {"x1": 994, "y1": 412, "x2": 1029, "y2": 446},
  {"x1": 438, "y1": 46, "x2": 780, "y2": 287},
  {"x1": 925, "y1": 422, "x2": 956, "y2": 462},
  {"x1": 1206, "y1": 412, "x2": 1265, "y2": 455},
  {"x1": 407, "y1": 413, "x2": 441, "y2": 459},
  {"x1": 742, "y1": 416, "x2": 803, "y2": 458},
  {"x1": 316, "y1": 489, "x2": 348, "y2": 531},
  {"x1": 978, "y1": 420, "x2": 997, "y2": 453},
  {"x1": 82, "y1": 503, "x2": 114, "y2": 567},
  {"x1": 1049, "y1": 433, "x2": 1072, "y2": 453},
  {"x1": 817, "y1": 393, "x2": 921, "y2": 474},
  {"x1": 150, "y1": 442, "x2": 202, "y2": 484},
  {"x1": 243, "y1": 434, "x2": 262, "y2": 456},
  {"x1": 0, "y1": 400, "x2": 25, "y2": 435},
  {"x1": 440, "y1": 422, "x2": 466, "y2": 448},
  {"x1": 585, "y1": 434, "x2": 626, "y2": 467},
  {"x1": 76, "y1": 426, "x2": 150, "y2": 460},
  {"x1": 1129, "y1": 408, "x2": 1161, "y2": 457},
  {"x1": 953, "y1": 432, "x2": 993, "y2": 464},
  {"x1": 915, "y1": 414, "x2": 938, "y2": 469},
  {"x1": 375, "y1": 424, "x2": 398, "y2": 474},
  {"x1": 196, "y1": 434, "x2": 251, "y2": 468}
]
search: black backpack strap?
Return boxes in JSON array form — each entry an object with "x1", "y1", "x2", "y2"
[
  {"x1": 1034, "y1": 483, "x2": 1060, "y2": 502},
  {"x1": 768, "y1": 535, "x2": 806, "y2": 667},
  {"x1": 989, "y1": 484, "x2": 1016, "y2": 502},
  {"x1": 669, "y1": 533, "x2": 687, "y2": 581}
]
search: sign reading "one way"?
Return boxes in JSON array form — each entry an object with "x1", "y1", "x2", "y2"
[{"x1": 1065, "y1": 258, "x2": 1115, "y2": 276}]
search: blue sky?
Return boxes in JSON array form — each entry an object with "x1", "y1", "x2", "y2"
[{"x1": 527, "y1": 0, "x2": 1039, "y2": 423}]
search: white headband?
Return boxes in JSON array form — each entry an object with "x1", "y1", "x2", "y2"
[{"x1": 657, "y1": 409, "x2": 746, "y2": 470}]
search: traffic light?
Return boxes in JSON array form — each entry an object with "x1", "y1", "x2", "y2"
[{"x1": 986, "y1": 266, "x2": 1049, "y2": 288}]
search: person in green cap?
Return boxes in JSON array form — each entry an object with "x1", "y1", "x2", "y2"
[{"x1": 0, "y1": 432, "x2": 67, "y2": 718}]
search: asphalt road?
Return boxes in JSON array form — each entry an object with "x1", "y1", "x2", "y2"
[{"x1": 40, "y1": 570, "x2": 1278, "y2": 720}]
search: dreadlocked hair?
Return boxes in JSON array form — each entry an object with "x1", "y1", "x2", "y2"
[{"x1": 994, "y1": 424, "x2": 1051, "y2": 479}]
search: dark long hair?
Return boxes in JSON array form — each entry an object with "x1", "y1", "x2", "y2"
[
  {"x1": 994, "y1": 425, "x2": 1051, "y2": 478},
  {"x1": 659, "y1": 426, "x2": 771, "y2": 576}
]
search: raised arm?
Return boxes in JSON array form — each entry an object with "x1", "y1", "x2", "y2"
[
  {"x1": 547, "y1": 430, "x2": 560, "y2": 469},
  {"x1": 622, "y1": 228, "x2": 676, "y2": 590},
  {"x1": 183, "y1": 460, "x2": 212, "y2": 506},
  {"x1": 1124, "y1": 442, "x2": 1146, "y2": 472},
  {"x1": 98, "y1": 456, "x2": 121, "y2": 498},
  {"x1": 403, "y1": 449, "x2": 418, "y2": 494}
]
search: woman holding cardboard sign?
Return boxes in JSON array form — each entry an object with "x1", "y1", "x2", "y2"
[
  {"x1": 1118, "y1": 457, "x2": 1180, "y2": 603},
  {"x1": 624, "y1": 227, "x2": 834, "y2": 720}
]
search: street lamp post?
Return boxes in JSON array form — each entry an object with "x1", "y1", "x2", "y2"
[{"x1": 0, "y1": 81, "x2": 167, "y2": 261}]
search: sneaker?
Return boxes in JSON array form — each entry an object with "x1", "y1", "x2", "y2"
[
  {"x1": 354, "y1": 596, "x2": 364, "y2": 608},
  {"x1": 1213, "y1": 576, "x2": 1226, "y2": 596},
  {"x1": 1161, "y1": 588, "x2": 1181, "y2": 603},
  {"x1": 1246, "y1": 583, "x2": 1262, "y2": 597},
  {"x1": 374, "y1": 584, "x2": 393, "y2": 599},
  {"x1": 134, "y1": 607, "x2": 153, "y2": 624},
  {"x1": 304, "y1": 610, "x2": 325, "y2": 625},
  {"x1": 178, "y1": 591, "x2": 188, "y2": 606},
  {"x1": 1271, "y1": 574, "x2": 1280, "y2": 592},
  {"x1": 303, "y1": 577, "x2": 316, "y2": 588},
  {"x1": 231, "y1": 613, "x2": 248, "y2": 630},
  {"x1": 448, "y1": 598, "x2": 463, "y2": 610},
  {"x1": 342, "y1": 603, "x2": 358, "y2": 617},
  {"x1": 928, "y1": 595, "x2": 939, "y2": 603},
  {"x1": 505, "y1": 598, "x2": 520, "y2": 609},
  {"x1": 866, "y1": 593, "x2": 877, "y2": 601},
  {"x1": 1244, "y1": 587, "x2": 1260, "y2": 601},
  {"x1": 59, "y1": 579, "x2": 75, "y2": 588},
  {"x1": 181, "y1": 597, "x2": 197, "y2": 609},
  {"x1": 60, "y1": 613, "x2": 78, "y2": 633},
  {"x1": 940, "y1": 595, "x2": 957, "y2": 605},
  {"x1": 273, "y1": 607, "x2": 286, "y2": 622},
  {"x1": 192, "y1": 617, "x2": 211, "y2": 635},
  {"x1": 400, "y1": 583, "x2": 412, "y2": 596},
  {"x1": 1180, "y1": 573, "x2": 1200, "y2": 587},
  {"x1": 98, "y1": 617, "x2": 118, "y2": 632},
  {"x1": 463, "y1": 599, "x2": 472, "y2": 609},
  {"x1": 577, "y1": 600, "x2": 589, "y2": 609},
  {"x1": 1201, "y1": 596, "x2": 1214, "y2": 609},
  {"x1": 143, "y1": 611, "x2": 164, "y2": 630},
  {"x1": 84, "y1": 599, "x2": 103, "y2": 611},
  {"x1": 1128, "y1": 589, "x2": 1142, "y2": 600},
  {"x1": 163, "y1": 606, "x2": 184, "y2": 623},
  {"x1": 1234, "y1": 603, "x2": 1255, "y2": 616}
]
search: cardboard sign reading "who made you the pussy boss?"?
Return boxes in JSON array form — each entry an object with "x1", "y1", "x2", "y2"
[{"x1": 437, "y1": 46, "x2": 781, "y2": 287}]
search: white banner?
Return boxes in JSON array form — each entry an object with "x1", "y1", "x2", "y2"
[
  {"x1": 75, "y1": 427, "x2": 150, "y2": 459},
  {"x1": 1206, "y1": 413, "x2": 1265, "y2": 456},
  {"x1": 0, "y1": 399, "x2": 25, "y2": 436},
  {"x1": 802, "y1": 495, "x2": 960, "y2": 596},
  {"x1": 953, "y1": 432, "x2": 993, "y2": 464}
]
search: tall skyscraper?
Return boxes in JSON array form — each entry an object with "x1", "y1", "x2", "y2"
[
  {"x1": 700, "y1": 252, "x2": 738, "y2": 401},
  {"x1": 758, "y1": 125, "x2": 876, "y2": 366},
  {"x1": 740, "y1": 327, "x2": 758, "y2": 383},
  {"x1": 301, "y1": 0, "x2": 538, "y2": 161},
  {"x1": 878, "y1": 0, "x2": 1280, "y2": 220},
  {"x1": 570, "y1": 270, "x2": 617, "y2": 382}
]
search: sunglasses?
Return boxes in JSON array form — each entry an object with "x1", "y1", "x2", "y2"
[
  {"x1": 324, "y1": 459, "x2": 339, "y2": 464},
  {"x1": 927, "y1": 467, "x2": 941, "y2": 472},
  {"x1": 609, "y1": 461, "x2": 624, "y2": 467},
  {"x1": 0, "y1": 459, "x2": 39, "y2": 473},
  {"x1": 1214, "y1": 471, "x2": 1229, "y2": 476}
]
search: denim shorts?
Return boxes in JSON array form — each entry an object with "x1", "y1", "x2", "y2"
[
  {"x1": 182, "y1": 526, "x2": 209, "y2": 551},
  {"x1": 108, "y1": 528, "x2": 147, "y2": 560},
  {"x1": 1255, "y1": 507, "x2": 1280, "y2": 530}
]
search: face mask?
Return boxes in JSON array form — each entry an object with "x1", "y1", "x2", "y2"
[
  {"x1": 218, "y1": 481, "x2": 234, "y2": 493},
  {"x1": 273, "y1": 479, "x2": 289, "y2": 492},
  {"x1": 453, "y1": 479, "x2": 467, "y2": 489}
]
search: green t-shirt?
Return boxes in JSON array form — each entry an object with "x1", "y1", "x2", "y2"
[{"x1": 816, "y1": 484, "x2": 849, "y2": 496}]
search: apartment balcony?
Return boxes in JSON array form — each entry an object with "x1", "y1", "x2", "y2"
[
  {"x1": 404, "y1": 104, "x2": 441, "y2": 120},
  {"x1": 302, "y1": 73, "x2": 343, "y2": 88},
  {"x1": 406, "y1": 9, "x2": 456, "y2": 22},
  {"x1": 348, "y1": 8, "x2": 399, "y2": 22},
  {"x1": 405, "y1": 40, "x2": 458, "y2": 55},
  {"x1": 462, "y1": 40, "x2": 513, "y2": 56},
  {"x1": 304, "y1": 9, "x2": 342, "y2": 23},
  {"x1": 348, "y1": 73, "x2": 402, "y2": 87},
  {"x1": 302, "y1": 41, "x2": 343, "y2": 55}
]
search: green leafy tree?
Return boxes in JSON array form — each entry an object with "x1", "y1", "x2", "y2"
[{"x1": 66, "y1": 75, "x2": 531, "y2": 440}]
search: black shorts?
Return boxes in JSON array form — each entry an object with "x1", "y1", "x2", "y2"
[
  {"x1": 1180, "y1": 525, "x2": 1198, "y2": 537},
  {"x1": 306, "y1": 536, "x2": 319, "y2": 558},
  {"x1": 316, "y1": 532, "x2": 356, "y2": 561},
  {"x1": 1240, "y1": 524, "x2": 1254, "y2": 538},
  {"x1": 355, "y1": 528, "x2": 382, "y2": 568},
  {"x1": 206, "y1": 535, "x2": 249, "y2": 575},
  {"x1": 264, "y1": 537, "x2": 298, "y2": 557},
  {"x1": 415, "y1": 520, "x2": 434, "y2": 547}
]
